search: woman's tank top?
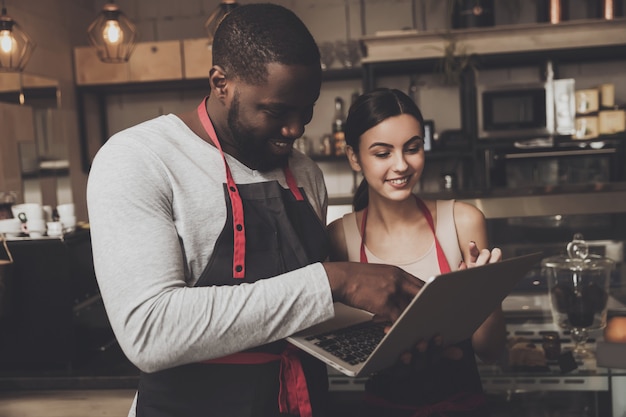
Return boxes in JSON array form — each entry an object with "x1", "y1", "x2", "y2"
[{"x1": 340, "y1": 199, "x2": 463, "y2": 279}]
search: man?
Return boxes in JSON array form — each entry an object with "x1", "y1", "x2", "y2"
[{"x1": 87, "y1": 4, "x2": 422, "y2": 417}]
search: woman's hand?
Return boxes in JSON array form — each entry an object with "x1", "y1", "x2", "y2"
[{"x1": 459, "y1": 241, "x2": 502, "y2": 270}]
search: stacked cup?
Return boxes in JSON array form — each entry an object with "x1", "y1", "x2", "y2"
[
  {"x1": 11, "y1": 203, "x2": 46, "y2": 238},
  {"x1": 56, "y1": 203, "x2": 76, "y2": 233}
]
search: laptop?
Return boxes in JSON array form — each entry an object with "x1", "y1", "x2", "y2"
[{"x1": 288, "y1": 252, "x2": 543, "y2": 377}]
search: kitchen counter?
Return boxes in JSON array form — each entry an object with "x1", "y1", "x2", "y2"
[
  {"x1": 458, "y1": 181, "x2": 626, "y2": 219},
  {"x1": 0, "y1": 343, "x2": 140, "y2": 390}
]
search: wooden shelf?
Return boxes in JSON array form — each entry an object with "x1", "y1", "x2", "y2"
[{"x1": 360, "y1": 18, "x2": 626, "y2": 65}]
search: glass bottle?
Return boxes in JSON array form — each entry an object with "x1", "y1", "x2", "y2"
[{"x1": 332, "y1": 97, "x2": 346, "y2": 156}]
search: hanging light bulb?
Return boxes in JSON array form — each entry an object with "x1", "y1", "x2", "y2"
[
  {"x1": 204, "y1": 0, "x2": 239, "y2": 44},
  {"x1": 0, "y1": 3, "x2": 36, "y2": 72},
  {"x1": 103, "y1": 19, "x2": 124, "y2": 45},
  {"x1": 87, "y1": 1, "x2": 138, "y2": 63},
  {"x1": 0, "y1": 28, "x2": 15, "y2": 53}
]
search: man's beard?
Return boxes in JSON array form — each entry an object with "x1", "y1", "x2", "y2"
[{"x1": 227, "y1": 96, "x2": 290, "y2": 172}]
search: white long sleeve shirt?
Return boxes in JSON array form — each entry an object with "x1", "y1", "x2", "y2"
[{"x1": 87, "y1": 114, "x2": 335, "y2": 374}]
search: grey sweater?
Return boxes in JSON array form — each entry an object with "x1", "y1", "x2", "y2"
[{"x1": 87, "y1": 114, "x2": 335, "y2": 376}]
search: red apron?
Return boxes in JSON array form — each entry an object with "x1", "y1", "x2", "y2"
[
  {"x1": 359, "y1": 196, "x2": 488, "y2": 417},
  {"x1": 135, "y1": 98, "x2": 330, "y2": 417}
]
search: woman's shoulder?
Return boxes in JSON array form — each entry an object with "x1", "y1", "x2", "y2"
[{"x1": 451, "y1": 200, "x2": 486, "y2": 230}]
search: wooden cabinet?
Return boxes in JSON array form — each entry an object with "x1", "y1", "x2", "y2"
[
  {"x1": 129, "y1": 40, "x2": 183, "y2": 82},
  {"x1": 75, "y1": 40, "x2": 184, "y2": 85},
  {"x1": 183, "y1": 38, "x2": 213, "y2": 79},
  {"x1": 74, "y1": 46, "x2": 129, "y2": 85}
]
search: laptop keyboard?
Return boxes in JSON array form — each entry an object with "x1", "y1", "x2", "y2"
[{"x1": 305, "y1": 321, "x2": 388, "y2": 365}]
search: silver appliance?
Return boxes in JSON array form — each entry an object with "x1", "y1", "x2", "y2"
[{"x1": 477, "y1": 78, "x2": 575, "y2": 140}]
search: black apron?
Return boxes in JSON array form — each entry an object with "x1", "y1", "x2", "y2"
[{"x1": 135, "y1": 99, "x2": 330, "y2": 417}]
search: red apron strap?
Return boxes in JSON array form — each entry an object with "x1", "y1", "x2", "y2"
[
  {"x1": 196, "y1": 97, "x2": 306, "y2": 277},
  {"x1": 202, "y1": 346, "x2": 313, "y2": 417},
  {"x1": 359, "y1": 207, "x2": 368, "y2": 263},
  {"x1": 414, "y1": 196, "x2": 451, "y2": 274},
  {"x1": 283, "y1": 165, "x2": 304, "y2": 201},
  {"x1": 359, "y1": 197, "x2": 451, "y2": 274},
  {"x1": 197, "y1": 97, "x2": 246, "y2": 278}
]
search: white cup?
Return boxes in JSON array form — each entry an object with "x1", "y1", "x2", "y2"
[
  {"x1": 56, "y1": 203, "x2": 75, "y2": 219},
  {"x1": 47, "y1": 221, "x2": 64, "y2": 237},
  {"x1": 0, "y1": 218, "x2": 22, "y2": 237},
  {"x1": 11, "y1": 203, "x2": 44, "y2": 221},
  {"x1": 43, "y1": 205, "x2": 53, "y2": 222},
  {"x1": 60, "y1": 215, "x2": 77, "y2": 233},
  {"x1": 27, "y1": 218, "x2": 47, "y2": 238}
]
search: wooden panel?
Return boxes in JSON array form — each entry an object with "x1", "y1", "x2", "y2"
[
  {"x1": 73, "y1": 47, "x2": 130, "y2": 86},
  {"x1": 0, "y1": 103, "x2": 31, "y2": 194},
  {"x1": 13, "y1": 105, "x2": 35, "y2": 143},
  {"x1": 0, "y1": 73, "x2": 20, "y2": 92},
  {"x1": 183, "y1": 38, "x2": 213, "y2": 80},
  {"x1": 128, "y1": 40, "x2": 183, "y2": 82}
]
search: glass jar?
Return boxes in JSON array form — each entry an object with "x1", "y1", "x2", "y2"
[{"x1": 543, "y1": 233, "x2": 615, "y2": 358}]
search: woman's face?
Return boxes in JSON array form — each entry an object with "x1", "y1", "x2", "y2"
[{"x1": 347, "y1": 113, "x2": 425, "y2": 203}]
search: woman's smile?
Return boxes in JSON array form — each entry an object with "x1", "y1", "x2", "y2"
[{"x1": 387, "y1": 175, "x2": 411, "y2": 187}]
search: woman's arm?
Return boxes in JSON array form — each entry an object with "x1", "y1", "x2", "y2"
[
  {"x1": 453, "y1": 201, "x2": 506, "y2": 364},
  {"x1": 327, "y1": 218, "x2": 349, "y2": 262}
]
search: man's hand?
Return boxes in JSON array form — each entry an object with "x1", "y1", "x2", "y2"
[{"x1": 323, "y1": 262, "x2": 424, "y2": 322}]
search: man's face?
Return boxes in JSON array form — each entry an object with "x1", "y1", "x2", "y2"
[{"x1": 224, "y1": 63, "x2": 321, "y2": 172}]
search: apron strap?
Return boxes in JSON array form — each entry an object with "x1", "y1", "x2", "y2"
[
  {"x1": 197, "y1": 98, "x2": 246, "y2": 278},
  {"x1": 201, "y1": 345, "x2": 313, "y2": 417},
  {"x1": 359, "y1": 196, "x2": 451, "y2": 274},
  {"x1": 414, "y1": 196, "x2": 451, "y2": 274},
  {"x1": 283, "y1": 166, "x2": 304, "y2": 201},
  {"x1": 196, "y1": 97, "x2": 306, "y2": 278}
]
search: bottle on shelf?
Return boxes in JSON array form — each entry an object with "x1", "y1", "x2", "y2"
[{"x1": 332, "y1": 96, "x2": 346, "y2": 156}]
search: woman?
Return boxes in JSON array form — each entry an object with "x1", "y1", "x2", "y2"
[{"x1": 327, "y1": 88, "x2": 505, "y2": 416}]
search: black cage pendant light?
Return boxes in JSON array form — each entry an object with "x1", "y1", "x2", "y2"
[
  {"x1": 0, "y1": 1, "x2": 36, "y2": 72},
  {"x1": 87, "y1": 1, "x2": 138, "y2": 63}
]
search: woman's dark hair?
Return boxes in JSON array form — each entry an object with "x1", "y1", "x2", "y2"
[
  {"x1": 212, "y1": 3, "x2": 321, "y2": 85},
  {"x1": 345, "y1": 88, "x2": 425, "y2": 211}
]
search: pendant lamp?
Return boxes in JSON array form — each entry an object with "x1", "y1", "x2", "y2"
[
  {"x1": 204, "y1": 0, "x2": 239, "y2": 44},
  {"x1": 0, "y1": 1, "x2": 36, "y2": 72},
  {"x1": 87, "y1": 1, "x2": 137, "y2": 63}
]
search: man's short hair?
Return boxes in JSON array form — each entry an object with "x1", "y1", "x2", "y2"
[{"x1": 212, "y1": 3, "x2": 321, "y2": 85}]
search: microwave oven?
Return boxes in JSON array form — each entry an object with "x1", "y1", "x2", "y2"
[{"x1": 477, "y1": 79, "x2": 576, "y2": 140}]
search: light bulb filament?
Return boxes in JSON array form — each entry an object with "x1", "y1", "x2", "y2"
[
  {"x1": 103, "y1": 19, "x2": 123, "y2": 45},
  {"x1": 0, "y1": 29, "x2": 15, "y2": 54}
]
